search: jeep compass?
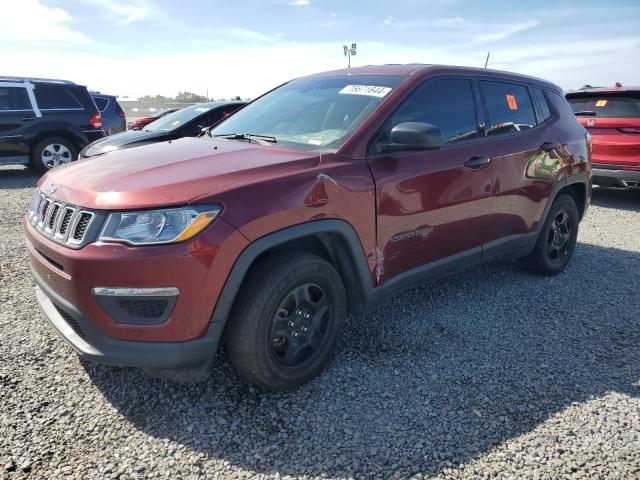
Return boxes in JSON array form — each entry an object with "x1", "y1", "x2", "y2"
[{"x1": 23, "y1": 65, "x2": 591, "y2": 390}]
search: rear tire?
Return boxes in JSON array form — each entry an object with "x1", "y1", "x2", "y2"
[
  {"x1": 30, "y1": 137, "x2": 77, "y2": 173},
  {"x1": 225, "y1": 252, "x2": 346, "y2": 391},
  {"x1": 523, "y1": 194, "x2": 579, "y2": 275}
]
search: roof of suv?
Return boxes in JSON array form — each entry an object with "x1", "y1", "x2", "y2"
[
  {"x1": 310, "y1": 64, "x2": 559, "y2": 90},
  {"x1": 0, "y1": 76, "x2": 78, "y2": 85},
  {"x1": 567, "y1": 85, "x2": 640, "y2": 95}
]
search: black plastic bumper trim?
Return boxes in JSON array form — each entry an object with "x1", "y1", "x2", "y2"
[
  {"x1": 592, "y1": 167, "x2": 640, "y2": 187},
  {"x1": 32, "y1": 267, "x2": 222, "y2": 378}
]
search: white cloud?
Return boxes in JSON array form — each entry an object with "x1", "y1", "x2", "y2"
[
  {"x1": 76, "y1": 0, "x2": 153, "y2": 23},
  {"x1": 383, "y1": 16, "x2": 538, "y2": 44},
  {"x1": 4, "y1": 36, "x2": 638, "y2": 98},
  {"x1": 0, "y1": 0, "x2": 92, "y2": 47},
  {"x1": 1, "y1": 2, "x2": 637, "y2": 99},
  {"x1": 289, "y1": 0, "x2": 310, "y2": 6}
]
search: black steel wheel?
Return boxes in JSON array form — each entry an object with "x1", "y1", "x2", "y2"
[
  {"x1": 269, "y1": 283, "x2": 333, "y2": 368},
  {"x1": 546, "y1": 209, "x2": 572, "y2": 263}
]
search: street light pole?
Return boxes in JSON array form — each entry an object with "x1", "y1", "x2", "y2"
[{"x1": 343, "y1": 43, "x2": 357, "y2": 68}]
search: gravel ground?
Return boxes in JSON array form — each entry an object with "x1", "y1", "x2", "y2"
[{"x1": 1, "y1": 165, "x2": 639, "y2": 480}]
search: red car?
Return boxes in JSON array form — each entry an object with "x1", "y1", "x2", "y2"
[
  {"x1": 567, "y1": 84, "x2": 640, "y2": 188},
  {"x1": 24, "y1": 65, "x2": 590, "y2": 390},
  {"x1": 127, "y1": 108, "x2": 179, "y2": 130}
]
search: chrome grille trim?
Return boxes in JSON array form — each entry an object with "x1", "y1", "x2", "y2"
[
  {"x1": 28, "y1": 191, "x2": 98, "y2": 248},
  {"x1": 45, "y1": 202, "x2": 61, "y2": 233},
  {"x1": 55, "y1": 206, "x2": 75, "y2": 239},
  {"x1": 68, "y1": 211, "x2": 95, "y2": 245}
]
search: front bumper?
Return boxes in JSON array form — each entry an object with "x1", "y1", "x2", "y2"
[
  {"x1": 33, "y1": 268, "x2": 223, "y2": 381},
  {"x1": 592, "y1": 165, "x2": 640, "y2": 188},
  {"x1": 23, "y1": 212, "x2": 249, "y2": 379}
]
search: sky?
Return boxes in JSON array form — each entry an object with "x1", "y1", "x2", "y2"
[{"x1": 1, "y1": 0, "x2": 639, "y2": 99}]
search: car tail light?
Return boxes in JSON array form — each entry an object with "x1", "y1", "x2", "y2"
[
  {"x1": 89, "y1": 112, "x2": 102, "y2": 129},
  {"x1": 117, "y1": 110, "x2": 126, "y2": 119},
  {"x1": 619, "y1": 127, "x2": 640, "y2": 134}
]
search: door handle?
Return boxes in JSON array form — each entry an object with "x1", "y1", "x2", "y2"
[
  {"x1": 21, "y1": 117, "x2": 36, "y2": 121},
  {"x1": 464, "y1": 156, "x2": 491, "y2": 169},
  {"x1": 540, "y1": 141, "x2": 560, "y2": 152}
]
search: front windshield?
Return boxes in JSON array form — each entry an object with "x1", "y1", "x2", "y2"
[
  {"x1": 210, "y1": 74, "x2": 405, "y2": 151},
  {"x1": 145, "y1": 105, "x2": 212, "y2": 132}
]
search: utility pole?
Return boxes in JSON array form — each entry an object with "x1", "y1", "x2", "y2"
[
  {"x1": 484, "y1": 52, "x2": 490, "y2": 69},
  {"x1": 343, "y1": 43, "x2": 357, "y2": 68}
]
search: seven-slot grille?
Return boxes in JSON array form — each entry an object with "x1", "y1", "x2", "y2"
[{"x1": 29, "y1": 192, "x2": 95, "y2": 247}]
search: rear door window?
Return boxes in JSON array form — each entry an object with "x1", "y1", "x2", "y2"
[
  {"x1": 480, "y1": 81, "x2": 537, "y2": 137},
  {"x1": 387, "y1": 78, "x2": 479, "y2": 145},
  {"x1": 0, "y1": 86, "x2": 32, "y2": 111},
  {"x1": 566, "y1": 94, "x2": 640, "y2": 118},
  {"x1": 34, "y1": 84, "x2": 82, "y2": 109}
]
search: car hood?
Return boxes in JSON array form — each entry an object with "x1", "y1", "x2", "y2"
[
  {"x1": 40, "y1": 137, "x2": 321, "y2": 210},
  {"x1": 82, "y1": 130, "x2": 168, "y2": 157}
]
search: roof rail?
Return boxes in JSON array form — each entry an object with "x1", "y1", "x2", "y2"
[{"x1": 0, "y1": 76, "x2": 76, "y2": 85}]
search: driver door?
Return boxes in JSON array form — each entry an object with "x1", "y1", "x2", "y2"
[{"x1": 368, "y1": 77, "x2": 495, "y2": 283}]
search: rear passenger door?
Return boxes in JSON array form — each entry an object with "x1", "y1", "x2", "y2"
[
  {"x1": 477, "y1": 80, "x2": 560, "y2": 246},
  {"x1": 0, "y1": 82, "x2": 38, "y2": 158},
  {"x1": 368, "y1": 77, "x2": 494, "y2": 283}
]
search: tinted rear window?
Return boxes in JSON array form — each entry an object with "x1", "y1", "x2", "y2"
[
  {"x1": 93, "y1": 97, "x2": 109, "y2": 111},
  {"x1": 480, "y1": 81, "x2": 537, "y2": 137},
  {"x1": 0, "y1": 87, "x2": 32, "y2": 110},
  {"x1": 34, "y1": 84, "x2": 82, "y2": 109},
  {"x1": 567, "y1": 93, "x2": 640, "y2": 118}
]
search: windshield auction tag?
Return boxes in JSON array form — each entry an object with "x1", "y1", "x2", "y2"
[
  {"x1": 339, "y1": 85, "x2": 392, "y2": 97},
  {"x1": 595, "y1": 99, "x2": 607, "y2": 107}
]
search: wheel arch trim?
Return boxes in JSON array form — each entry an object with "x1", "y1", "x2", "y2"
[{"x1": 209, "y1": 219, "x2": 373, "y2": 325}]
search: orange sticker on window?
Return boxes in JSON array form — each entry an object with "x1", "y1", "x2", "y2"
[
  {"x1": 506, "y1": 94, "x2": 518, "y2": 110},
  {"x1": 595, "y1": 99, "x2": 608, "y2": 107}
]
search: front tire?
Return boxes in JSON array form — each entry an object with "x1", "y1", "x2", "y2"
[
  {"x1": 225, "y1": 252, "x2": 346, "y2": 391},
  {"x1": 523, "y1": 194, "x2": 579, "y2": 275},
  {"x1": 30, "y1": 137, "x2": 77, "y2": 173}
]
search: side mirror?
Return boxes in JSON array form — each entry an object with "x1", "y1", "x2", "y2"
[{"x1": 382, "y1": 122, "x2": 444, "y2": 153}]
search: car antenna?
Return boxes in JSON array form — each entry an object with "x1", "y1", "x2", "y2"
[{"x1": 484, "y1": 52, "x2": 490, "y2": 69}]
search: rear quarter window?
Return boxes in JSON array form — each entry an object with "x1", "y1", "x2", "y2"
[
  {"x1": 480, "y1": 81, "x2": 537, "y2": 137},
  {"x1": 533, "y1": 88, "x2": 552, "y2": 121},
  {"x1": 34, "y1": 84, "x2": 82, "y2": 110},
  {"x1": 567, "y1": 93, "x2": 640, "y2": 118},
  {"x1": 93, "y1": 97, "x2": 109, "y2": 112},
  {"x1": 0, "y1": 86, "x2": 32, "y2": 110}
]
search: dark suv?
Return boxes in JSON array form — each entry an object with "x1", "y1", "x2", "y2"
[
  {"x1": 23, "y1": 65, "x2": 591, "y2": 390},
  {"x1": 0, "y1": 77, "x2": 104, "y2": 172}
]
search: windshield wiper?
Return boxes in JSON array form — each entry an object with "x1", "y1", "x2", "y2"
[
  {"x1": 573, "y1": 110, "x2": 596, "y2": 116},
  {"x1": 212, "y1": 133, "x2": 277, "y2": 145}
]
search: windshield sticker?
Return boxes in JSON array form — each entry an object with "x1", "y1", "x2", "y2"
[
  {"x1": 506, "y1": 94, "x2": 518, "y2": 110},
  {"x1": 595, "y1": 99, "x2": 608, "y2": 107},
  {"x1": 339, "y1": 85, "x2": 392, "y2": 98}
]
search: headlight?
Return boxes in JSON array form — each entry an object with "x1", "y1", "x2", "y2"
[{"x1": 99, "y1": 205, "x2": 221, "y2": 245}]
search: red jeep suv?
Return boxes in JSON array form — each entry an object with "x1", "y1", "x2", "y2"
[
  {"x1": 567, "y1": 84, "x2": 640, "y2": 188},
  {"x1": 23, "y1": 65, "x2": 591, "y2": 390}
]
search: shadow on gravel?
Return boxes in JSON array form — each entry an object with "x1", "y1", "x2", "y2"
[
  {"x1": 591, "y1": 186, "x2": 640, "y2": 212},
  {"x1": 0, "y1": 166, "x2": 40, "y2": 189},
  {"x1": 86, "y1": 242, "x2": 640, "y2": 478}
]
